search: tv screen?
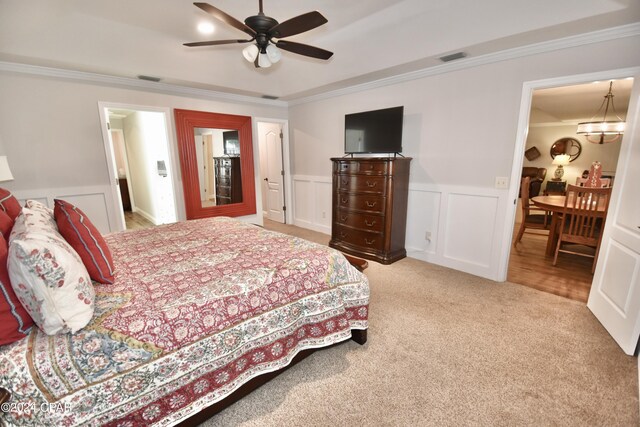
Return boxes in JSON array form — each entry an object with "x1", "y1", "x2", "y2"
[{"x1": 345, "y1": 106, "x2": 404, "y2": 154}]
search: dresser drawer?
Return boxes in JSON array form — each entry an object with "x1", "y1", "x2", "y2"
[
  {"x1": 333, "y1": 225, "x2": 384, "y2": 251},
  {"x1": 335, "y1": 160, "x2": 388, "y2": 175},
  {"x1": 337, "y1": 175, "x2": 387, "y2": 194},
  {"x1": 336, "y1": 209, "x2": 384, "y2": 232},
  {"x1": 216, "y1": 166, "x2": 231, "y2": 177},
  {"x1": 216, "y1": 176, "x2": 230, "y2": 186},
  {"x1": 217, "y1": 185, "x2": 231, "y2": 197},
  {"x1": 337, "y1": 193, "x2": 385, "y2": 213}
]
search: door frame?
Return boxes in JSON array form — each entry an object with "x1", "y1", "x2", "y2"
[
  {"x1": 98, "y1": 102, "x2": 183, "y2": 231},
  {"x1": 253, "y1": 117, "x2": 292, "y2": 224},
  {"x1": 498, "y1": 66, "x2": 640, "y2": 282}
]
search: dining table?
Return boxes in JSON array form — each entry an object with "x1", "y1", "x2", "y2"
[{"x1": 531, "y1": 194, "x2": 608, "y2": 256}]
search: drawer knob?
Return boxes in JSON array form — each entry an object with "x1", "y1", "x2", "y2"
[
  {"x1": 341, "y1": 179, "x2": 348, "y2": 185},
  {"x1": 366, "y1": 181, "x2": 376, "y2": 188},
  {"x1": 365, "y1": 238, "x2": 375, "y2": 245},
  {"x1": 341, "y1": 216, "x2": 348, "y2": 221},
  {"x1": 340, "y1": 232, "x2": 347, "y2": 238},
  {"x1": 341, "y1": 198, "x2": 348, "y2": 204},
  {"x1": 365, "y1": 201, "x2": 377, "y2": 208},
  {"x1": 364, "y1": 219, "x2": 376, "y2": 227}
]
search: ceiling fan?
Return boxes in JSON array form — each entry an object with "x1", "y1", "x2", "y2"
[{"x1": 184, "y1": 1, "x2": 333, "y2": 68}]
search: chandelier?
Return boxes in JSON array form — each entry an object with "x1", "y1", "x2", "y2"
[{"x1": 576, "y1": 81, "x2": 625, "y2": 144}]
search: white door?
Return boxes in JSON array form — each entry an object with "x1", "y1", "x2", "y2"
[
  {"x1": 259, "y1": 122, "x2": 285, "y2": 223},
  {"x1": 588, "y1": 74, "x2": 640, "y2": 355},
  {"x1": 105, "y1": 121, "x2": 126, "y2": 230}
]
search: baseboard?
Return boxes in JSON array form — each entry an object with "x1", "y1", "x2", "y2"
[
  {"x1": 133, "y1": 207, "x2": 158, "y2": 225},
  {"x1": 293, "y1": 219, "x2": 331, "y2": 235}
]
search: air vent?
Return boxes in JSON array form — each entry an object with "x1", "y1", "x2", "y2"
[
  {"x1": 261, "y1": 95, "x2": 279, "y2": 100},
  {"x1": 439, "y1": 52, "x2": 467, "y2": 62},
  {"x1": 137, "y1": 75, "x2": 162, "y2": 82}
]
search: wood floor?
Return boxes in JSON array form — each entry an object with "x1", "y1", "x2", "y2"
[
  {"x1": 507, "y1": 223, "x2": 594, "y2": 303},
  {"x1": 124, "y1": 211, "x2": 154, "y2": 230}
]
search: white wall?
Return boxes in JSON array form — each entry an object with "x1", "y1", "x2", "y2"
[
  {"x1": 288, "y1": 35, "x2": 640, "y2": 280},
  {"x1": 122, "y1": 111, "x2": 176, "y2": 225},
  {"x1": 524, "y1": 123, "x2": 622, "y2": 190},
  {"x1": 0, "y1": 72, "x2": 287, "y2": 232}
]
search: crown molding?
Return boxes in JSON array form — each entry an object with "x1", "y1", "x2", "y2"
[
  {"x1": 0, "y1": 23, "x2": 638, "y2": 109},
  {"x1": 288, "y1": 23, "x2": 640, "y2": 106},
  {"x1": 0, "y1": 61, "x2": 288, "y2": 108}
]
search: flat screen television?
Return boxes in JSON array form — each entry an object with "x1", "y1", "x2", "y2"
[{"x1": 344, "y1": 106, "x2": 404, "y2": 154}]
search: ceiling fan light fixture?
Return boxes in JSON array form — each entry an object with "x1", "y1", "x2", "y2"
[
  {"x1": 266, "y1": 44, "x2": 281, "y2": 63},
  {"x1": 258, "y1": 52, "x2": 272, "y2": 68},
  {"x1": 242, "y1": 44, "x2": 259, "y2": 62},
  {"x1": 186, "y1": 3, "x2": 333, "y2": 68}
]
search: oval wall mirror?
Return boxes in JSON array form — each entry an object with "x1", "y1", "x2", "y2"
[
  {"x1": 550, "y1": 137, "x2": 582, "y2": 162},
  {"x1": 175, "y1": 109, "x2": 256, "y2": 219}
]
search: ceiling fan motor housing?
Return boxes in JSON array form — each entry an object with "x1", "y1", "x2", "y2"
[{"x1": 245, "y1": 14, "x2": 278, "y2": 51}]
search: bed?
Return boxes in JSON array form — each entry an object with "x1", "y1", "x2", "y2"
[{"x1": 0, "y1": 215, "x2": 369, "y2": 426}]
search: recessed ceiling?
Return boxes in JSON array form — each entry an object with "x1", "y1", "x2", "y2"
[
  {"x1": 0, "y1": 0, "x2": 638, "y2": 100},
  {"x1": 531, "y1": 78, "x2": 634, "y2": 125}
]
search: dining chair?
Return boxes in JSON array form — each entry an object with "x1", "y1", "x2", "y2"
[
  {"x1": 553, "y1": 185, "x2": 612, "y2": 273},
  {"x1": 575, "y1": 177, "x2": 612, "y2": 188},
  {"x1": 515, "y1": 176, "x2": 551, "y2": 244}
]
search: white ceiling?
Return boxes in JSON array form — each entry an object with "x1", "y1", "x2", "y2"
[
  {"x1": 1, "y1": 0, "x2": 638, "y2": 102},
  {"x1": 531, "y1": 78, "x2": 634, "y2": 125}
]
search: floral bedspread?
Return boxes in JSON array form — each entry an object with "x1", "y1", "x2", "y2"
[{"x1": 0, "y1": 217, "x2": 369, "y2": 426}]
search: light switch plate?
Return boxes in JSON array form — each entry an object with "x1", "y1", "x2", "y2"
[{"x1": 495, "y1": 177, "x2": 509, "y2": 189}]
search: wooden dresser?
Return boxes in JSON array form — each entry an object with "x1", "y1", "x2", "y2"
[
  {"x1": 214, "y1": 157, "x2": 243, "y2": 205},
  {"x1": 329, "y1": 157, "x2": 411, "y2": 264}
]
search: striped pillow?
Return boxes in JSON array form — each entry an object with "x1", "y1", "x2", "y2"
[
  {"x1": 0, "y1": 235, "x2": 33, "y2": 345},
  {"x1": 54, "y1": 199, "x2": 115, "y2": 284}
]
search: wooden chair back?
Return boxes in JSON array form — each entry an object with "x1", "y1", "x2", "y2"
[
  {"x1": 560, "y1": 185, "x2": 611, "y2": 245},
  {"x1": 553, "y1": 185, "x2": 612, "y2": 272},
  {"x1": 575, "y1": 177, "x2": 612, "y2": 188},
  {"x1": 514, "y1": 176, "x2": 550, "y2": 244},
  {"x1": 520, "y1": 176, "x2": 532, "y2": 216}
]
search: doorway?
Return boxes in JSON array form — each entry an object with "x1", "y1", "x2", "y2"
[
  {"x1": 256, "y1": 119, "x2": 291, "y2": 224},
  {"x1": 99, "y1": 104, "x2": 178, "y2": 231},
  {"x1": 503, "y1": 72, "x2": 634, "y2": 302}
]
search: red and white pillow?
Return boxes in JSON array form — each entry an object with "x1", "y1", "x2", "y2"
[
  {"x1": 0, "y1": 234, "x2": 33, "y2": 345},
  {"x1": 0, "y1": 210, "x2": 13, "y2": 241},
  {"x1": 0, "y1": 188, "x2": 22, "y2": 221},
  {"x1": 54, "y1": 199, "x2": 115, "y2": 284},
  {"x1": 8, "y1": 207, "x2": 95, "y2": 335}
]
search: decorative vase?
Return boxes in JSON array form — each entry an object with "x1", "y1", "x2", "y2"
[{"x1": 586, "y1": 161, "x2": 602, "y2": 188}]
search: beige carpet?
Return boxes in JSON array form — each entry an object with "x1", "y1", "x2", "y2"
[{"x1": 201, "y1": 220, "x2": 638, "y2": 426}]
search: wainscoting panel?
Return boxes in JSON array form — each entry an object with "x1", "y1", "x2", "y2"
[
  {"x1": 15, "y1": 185, "x2": 116, "y2": 234},
  {"x1": 292, "y1": 175, "x2": 331, "y2": 234},
  {"x1": 443, "y1": 192, "x2": 498, "y2": 269},
  {"x1": 405, "y1": 184, "x2": 505, "y2": 279},
  {"x1": 406, "y1": 189, "x2": 441, "y2": 255},
  {"x1": 291, "y1": 177, "x2": 509, "y2": 281}
]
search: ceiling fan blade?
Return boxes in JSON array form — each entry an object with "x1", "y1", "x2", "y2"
[
  {"x1": 269, "y1": 11, "x2": 328, "y2": 38},
  {"x1": 194, "y1": 2, "x2": 256, "y2": 37},
  {"x1": 276, "y1": 40, "x2": 333, "y2": 60},
  {"x1": 184, "y1": 39, "x2": 253, "y2": 47}
]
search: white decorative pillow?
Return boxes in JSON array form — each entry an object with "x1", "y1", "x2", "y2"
[
  {"x1": 10, "y1": 204, "x2": 57, "y2": 241},
  {"x1": 25, "y1": 199, "x2": 55, "y2": 220},
  {"x1": 8, "y1": 209, "x2": 95, "y2": 335}
]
